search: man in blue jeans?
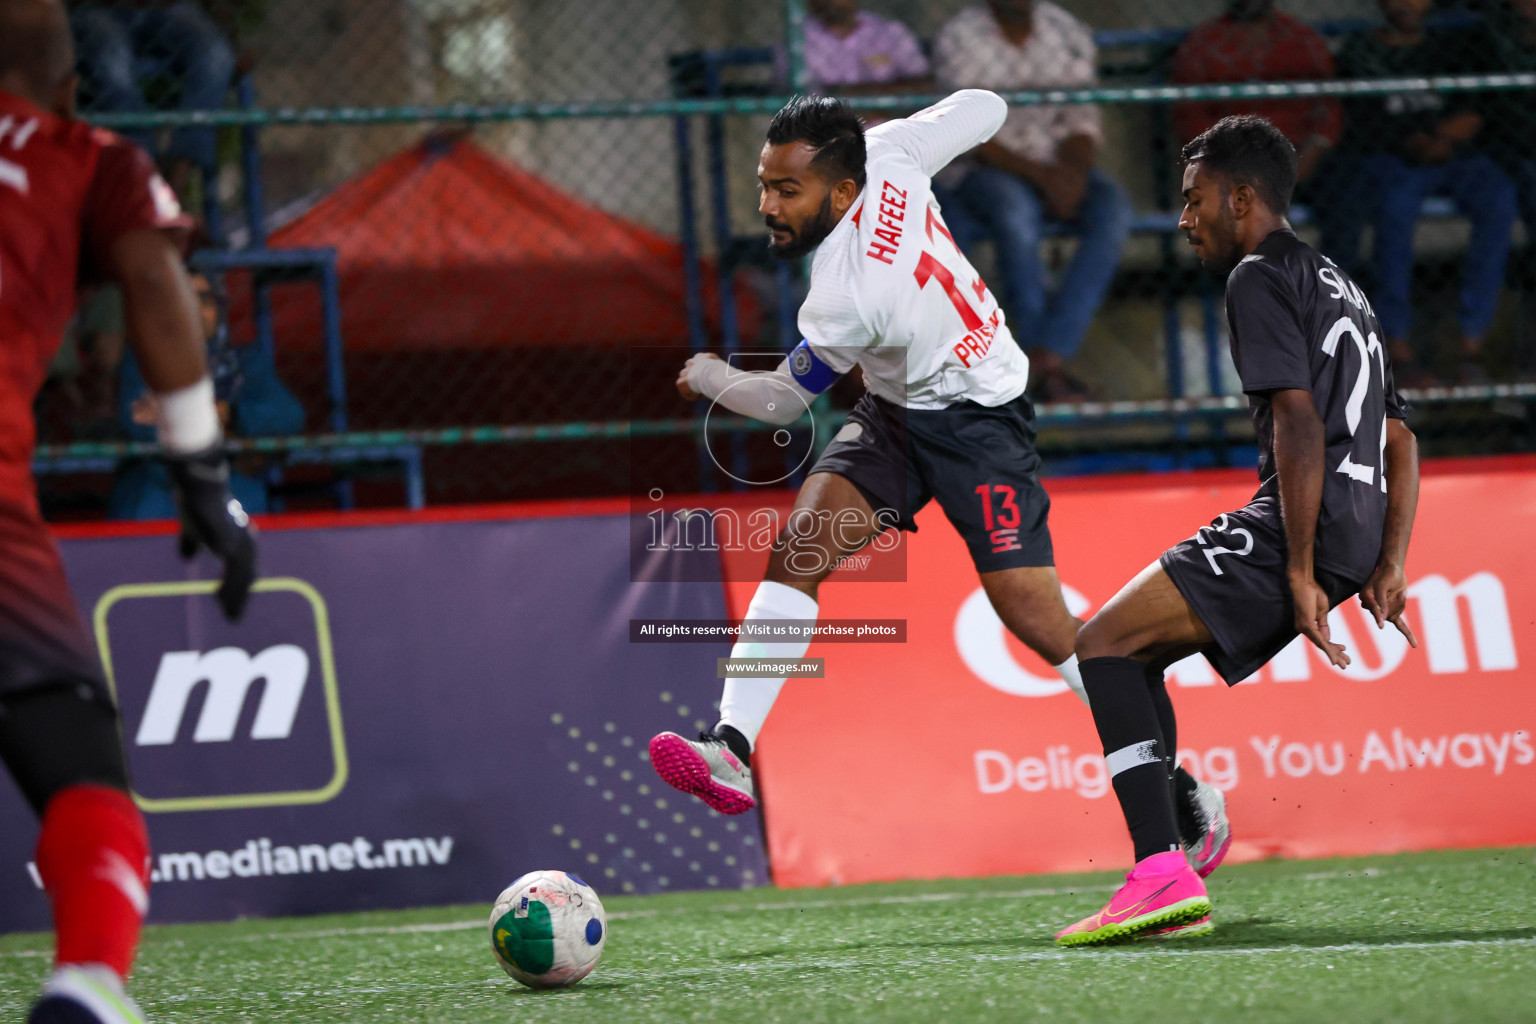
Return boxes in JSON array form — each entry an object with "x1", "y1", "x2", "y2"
[
  {"x1": 931, "y1": 0, "x2": 1132, "y2": 401},
  {"x1": 1333, "y1": 0, "x2": 1516, "y2": 385},
  {"x1": 1483, "y1": 0, "x2": 1536, "y2": 280},
  {"x1": 69, "y1": 1, "x2": 234, "y2": 189}
]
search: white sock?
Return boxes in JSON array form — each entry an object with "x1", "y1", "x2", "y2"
[
  {"x1": 718, "y1": 580, "x2": 818, "y2": 750},
  {"x1": 1056, "y1": 654, "x2": 1089, "y2": 707}
]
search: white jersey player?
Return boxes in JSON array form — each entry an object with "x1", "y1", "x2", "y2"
[{"x1": 649, "y1": 92, "x2": 1227, "y2": 878}]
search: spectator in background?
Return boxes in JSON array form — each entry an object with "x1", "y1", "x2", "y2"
[
  {"x1": 799, "y1": 0, "x2": 931, "y2": 95},
  {"x1": 1335, "y1": 0, "x2": 1516, "y2": 385},
  {"x1": 1169, "y1": 0, "x2": 1341, "y2": 183},
  {"x1": 68, "y1": 0, "x2": 235, "y2": 194},
  {"x1": 1484, "y1": 0, "x2": 1536, "y2": 258},
  {"x1": 931, "y1": 0, "x2": 1132, "y2": 401},
  {"x1": 110, "y1": 271, "x2": 304, "y2": 519},
  {"x1": 35, "y1": 288, "x2": 128, "y2": 447}
]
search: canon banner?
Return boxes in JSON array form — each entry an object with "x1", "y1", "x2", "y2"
[
  {"x1": 745, "y1": 458, "x2": 1536, "y2": 887},
  {"x1": 0, "y1": 509, "x2": 767, "y2": 932}
]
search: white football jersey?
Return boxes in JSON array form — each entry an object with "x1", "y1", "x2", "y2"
[{"x1": 797, "y1": 90, "x2": 1030, "y2": 410}]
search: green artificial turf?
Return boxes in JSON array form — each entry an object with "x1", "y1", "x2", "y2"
[{"x1": 3, "y1": 847, "x2": 1533, "y2": 1023}]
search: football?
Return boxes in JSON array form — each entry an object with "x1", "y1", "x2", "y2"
[{"x1": 488, "y1": 870, "x2": 608, "y2": 988}]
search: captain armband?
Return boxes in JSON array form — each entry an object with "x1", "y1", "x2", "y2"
[{"x1": 787, "y1": 339, "x2": 842, "y2": 396}]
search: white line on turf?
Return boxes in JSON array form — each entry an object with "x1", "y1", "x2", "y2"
[
  {"x1": 2, "y1": 857, "x2": 1521, "y2": 957},
  {"x1": 230, "y1": 920, "x2": 488, "y2": 942},
  {"x1": 217, "y1": 883, "x2": 1124, "y2": 942},
  {"x1": 587, "y1": 936, "x2": 1536, "y2": 979}
]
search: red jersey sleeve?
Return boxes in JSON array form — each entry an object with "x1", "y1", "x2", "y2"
[{"x1": 80, "y1": 130, "x2": 193, "y2": 281}]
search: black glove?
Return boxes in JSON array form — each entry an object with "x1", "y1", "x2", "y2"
[{"x1": 165, "y1": 445, "x2": 258, "y2": 621}]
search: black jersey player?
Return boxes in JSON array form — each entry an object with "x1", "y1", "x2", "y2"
[{"x1": 1054, "y1": 115, "x2": 1421, "y2": 945}]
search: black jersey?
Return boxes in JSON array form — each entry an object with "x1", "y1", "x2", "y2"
[{"x1": 1225, "y1": 229, "x2": 1408, "y2": 583}]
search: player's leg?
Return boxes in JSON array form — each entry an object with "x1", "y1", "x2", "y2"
[
  {"x1": 979, "y1": 550, "x2": 1223, "y2": 865},
  {"x1": 976, "y1": 565, "x2": 1084, "y2": 701},
  {"x1": 715, "y1": 469, "x2": 887, "y2": 741},
  {"x1": 1077, "y1": 562, "x2": 1212, "y2": 850},
  {"x1": 1061, "y1": 503, "x2": 1316, "y2": 943},
  {"x1": 0, "y1": 498, "x2": 151, "y2": 1021},
  {"x1": 651, "y1": 472, "x2": 889, "y2": 813},
  {"x1": 905, "y1": 389, "x2": 1216, "y2": 946},
  {"x1": 1143, "y1": 653, "x2": 1231, "y2": 880},
  {"x1": 1055, "y1": 563, "x2": 1216, "y2": 945},
  {"x1": 3, "y1": 683, "x2": 151, "y2": 1024},
  {"x1": 653, "y1": 395, "x2": 916, "y2": 814},
  {"x1": 910, "y1": 393, "x2": 1087, "y2": 700}
]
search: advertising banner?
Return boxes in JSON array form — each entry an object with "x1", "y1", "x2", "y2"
[
  {"x1": 0, "y1": 508, "x2": 766, "y2": 932},
  {"x1": 748, "y1": 458, "x2": 1536, "y2": 888}
]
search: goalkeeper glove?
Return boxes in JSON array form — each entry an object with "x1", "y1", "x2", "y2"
[{"x1": 165, "y1": 446, "x2": 258, "y2": 620}]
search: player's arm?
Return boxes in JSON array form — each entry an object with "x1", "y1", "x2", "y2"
[
  {"x1": 1225, "y1": 262, "x2": 1343, "y2": 662},
  {"x1": 676, "y1": 339, "x2": 842, "y2": 426},
  {"x1": 1270, "y1": 387, "x2": 1348, "y2": 668},
  {"x1": 111, "y1": 229, "x2": 208, "y2": 395},
  {"x1": 109, "y1": 229, "x2": 257, "y2": 620},
  {"x1": 1359, "y1": 417, "x2": 1420, "y2": 646},
  {"x1": 866, "y1": 89, "x2": 1007, "y2": 178}
]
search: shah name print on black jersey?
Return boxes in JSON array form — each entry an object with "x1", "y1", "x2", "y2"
[{"x1": 1225, "y1": 229, "x2": 1409, "y2": 583}]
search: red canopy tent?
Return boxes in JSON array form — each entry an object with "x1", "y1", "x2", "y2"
[{"x1": 235, "y1": 134, "x2": 757, "y2": 351}]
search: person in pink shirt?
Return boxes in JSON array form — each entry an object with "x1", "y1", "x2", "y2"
[{"x1": 800, "y1": 0, "x2": 932, "y2": 95}]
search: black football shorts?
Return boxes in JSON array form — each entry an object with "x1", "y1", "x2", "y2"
[
  {"x1": 1160, "y1": 497, "x2": 1363, "y2": 684},
  {"x1": 809, "y1": 391, "x2": 1054, "y2": 573},
  {"x1": 0, "y1": 489, "x2": 109, "y2": 701}
]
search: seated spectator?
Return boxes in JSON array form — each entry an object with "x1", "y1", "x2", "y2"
[
  {"x1": 800, "y1": 0, "x2": 931, "y2": 95},
  {"x1": 930, "y1": 0, "x2": 1132, "y2": 401},
  {"x1": 110, "y1": 271, "x2": 304, "y2": 520},
  {"x1": 1484, "y1": 0, "x2": 1536, "y2": 256},
  {"x1": 1334, "y1": 0, "x2": 1516, "y2": 385},
  {"x1": 68, "y1": 0, "x2": 235, "y2": 193},
  {"x1": 35, "y1": 287, "x2": 127, "y2": 446},
  {"x1": 1169, "y1": 0, "x2": 1341, "y2": 184}
]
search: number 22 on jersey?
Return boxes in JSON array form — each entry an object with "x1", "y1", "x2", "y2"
[{"x1": 1322, "y1": 315, "x2": 1388, "y2": 493}]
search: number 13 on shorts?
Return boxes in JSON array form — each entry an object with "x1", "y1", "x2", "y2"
[{"x1": 976, "y1": 484, "x2": 1023, "y2": 554}]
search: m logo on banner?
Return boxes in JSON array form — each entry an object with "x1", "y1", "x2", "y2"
[
  {"x1": 136, "y1": 646, "x2": 311, "y2": 746},
  {"x1": 94, "y1": 577, "x2": 348, "y2": 813}
]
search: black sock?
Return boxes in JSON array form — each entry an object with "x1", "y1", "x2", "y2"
[
  {"x1": 1081, "y1": 656, "x2": 1182, "y2": 864},
  {"x1": 1146, "y1": 665, "x2": 1205, "y2": 842},
  {"x1": 1145, "y1": 665, "x2": 1176, "y2": 758},
  {"x1": 1173, "y1": 765, "x2": 1203, "y2": 844},
  {"x1": 1145, "y1": 665, "x2": 1183, "y2": 826},
  {"x1": 711, "y1": 723, "x2": 752, "y2": 767}
]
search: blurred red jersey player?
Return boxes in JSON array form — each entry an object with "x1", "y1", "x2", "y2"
[{"x1": 0, "y1": 2, "x2": 256, "y2": 1021}]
